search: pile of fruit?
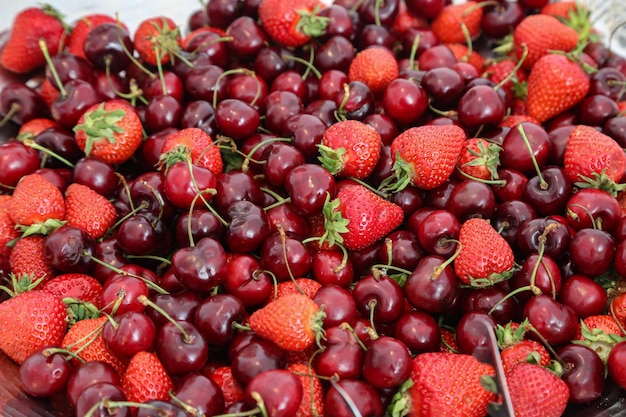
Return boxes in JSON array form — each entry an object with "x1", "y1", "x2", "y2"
[{"x1": 1, "y1": 0, "x2": 626, "y2": 416}]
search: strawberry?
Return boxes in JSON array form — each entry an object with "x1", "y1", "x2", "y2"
[
  {"x1": 456, "y1": 138, "x2": 502, "y2": 181},
  {"x1": 392, "y1": 352, "x2": 496, "y2": 417},
  {"x1": 506, "y1": 363, "x2": 569, "y2": 417},
  {"x1": 287, "y1": 362, "x2": 325, "y2": 417},
  {"x1": 67, "y1": 13, "x2": 118, "y2": 60},
  {"x1": 454, "y1": 218, "x2": 515, "y2": 286},
  {"x1": 541, "y1": 1, "x2": 582, "y2": 19},
  {"x1": 431, "y1": 2, "x2": 483, "y2": 44},
  {"x1": 9, "y1": 235, "x2": 56, "y2": 286},
  {"x1": 73, "y1": 100, "x2": 143, "y2": 165},
  {"x1": 526, "y1": 54, "x2": 590, "y2": 123},
  {"x1": 258, "y1": 0, "x2": 328, "y2": 47},
  {"x1": 482, "y1": 58, "x2": 527, "y2": 101},
  {"x1": 439, "y1": 327, "x2": 459, "y2": 353},
  {"x1": 391, "y1": 4, "x2": 429, "y2": 37},
  {"x1": 38, "y1": 78, "x2": 61, "y2": 107},
  {"x1": 272, "y1": 278, "x2": 322, "y2": 302},
  {"x1": 159, "y1": 127, "x2": 224, "y2": 175},
  {"x1": 499, "y1": 114, "x2": 540, "y2": 128},
  {"x1": 348, "y1": 46, "x2": 399, "y2": 96},
  {"x1": 388, "y1": 124, "x2": 466, "y2": 191},
  {"x1": 248, "y1": 293, "x2": 325, "y2": 352},
  {"x1": 0, "y1": 197, "x2": 19, "y2": 257},
  {"x1": 61, "y1": 316, "x2": 128, "y2": 376},
  {"x1": 321, "y1": 183, "x2": 404, "y2": 251},
  {"x1": 8, "y1": 173, "x2": 65, "y2": 228},
  {"x1": 64, "y1": 183, "x2": 116, "y2": 239},
  {"x1": 496, "y1": 320, "x2": 551, "y2": 374},
  {"x1": 563, "y1": 124, "x2": 626, "y2": 193},
  {"x1": 133, "y1": 16, "x2": 182, "y2": 66},
  {"x1": 0, "y1": 289, "x2": 67, "y2": 364},
  {"x1": 121, "y1": 351, "x2": 174, "y2": 404},
  {"x1": 318, "y1": 119, "x2": 382, "y2": 179},
  {"x1": 0, "y1": 5, "x2": 67, "y2": 74},
  {"x1": 573, "y1": 315, "x2": 625, "y2": 362},
  {"x1": 42, "y1": 273, "x2": 103, "y2": 308},
  {"x1": 513, "y1": 14, "x2": 579, "y2": 70},
  {"x1": 210, "y1": 366, "x2": 245, "y2": 407},
  {"x1": 16, "y1": 118, "x2": 59, "y2": 141}
]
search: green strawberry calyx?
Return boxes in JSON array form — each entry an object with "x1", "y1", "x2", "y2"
[
  {"x1": 575, "y1": 170, "x2": 626, "y2": 197},
  {"x1": 462, "y1": 140, "x2": 502, "y2": 180},
  {"x1": 318, "y1": 144, "x2": 346, "y2": 176},
  {"x1": 572, "y1": 320, "x2": 626, "y2": 363},
  {"x1": 318, "y1": 193, "x2": 350, "y2": 249},
  {"x1": 73, "y1": 104, "x2": 126, "y2": 157},
  {"x1": 379, "y1": 153, "x2": 413, "y2": 193},
  {"x1": 387, "y1": 378, "x2": 415, "y2": 417},
  {"x1": 0, "y1": 273, "x2": 46, "y2": 297},
  {"x1": 296, "y1": 6, "x2": 328, "y2": 39}
]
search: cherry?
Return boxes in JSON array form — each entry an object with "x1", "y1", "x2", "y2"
[
  {"x1": 263, "y1": 142, "x2": 306, "y2": 187},
  {"x1": 260, "y1": 230, "x2": 312, "y2": 281},
  {"x1": 284, "y1": 163, "x2": 337, "y2": 216},
  {"x1": 254, "y1": 46, "x2": 293, "y2": 85},
  {"x1": 144, "y1": 94, "x2": 183, "y2": 133},
  {"x1": 558, "y1": 274, "x2": 608, "y2": 319},
  {"x1": 569, "y1": 228, "x2": 616, "y2": 277},
  {"x1": 382, "y1": 78, "x2": 428, "y2": 127},
  {"x1": 523, "y1": 294, "x2": 578, "y2": 346},
  {"x1": 19, "y1": 348, "x2": 73, "y2": 398},
  {"x1": 604, "y1": 116, "x2": 626, "y2": 148},
  {"x1": 446, "y1": 179, "x2": 497, "y2": 221},
  {"x1": 304, "y1": 99, "x2": 338, "y2": 126},
  {"x1": 404, "y1": 0, "x2": 445, "y2": 19},
  {"x1": 423, "y1": 178, "x2": 459, "y2": 209},
  {"x1": 284, "y1": 113, "x2": 327, "y2": 160},
  {"x1": 492, "y1": 200, "x2": 537, "y2": 247},
  {"x1": 378, "y1": 230, "x2": 425, "y2": 272},
  {"x1": 417, "y1": 44, "x2": 458, "y2": 71},
  {"x1": 313, "y1": 284, "x2": 358, "y2": 328},
  {"x1": 66, "y1": 360, "x2": 121, "y2": 408},
  {"x1": 404, "y1": 255, "x2": 463, "y2": 316},
  {"x1": 145, "y1": 291, "x2": 200, "y2": 330},
  {"x1": 116, "y1": 214, "x2": 169, "y2": 256},
  {"x1": 522, "y1": 166, "x2": 573, "y2": 216},
  {"x1": 215, "y1": 98, "x2": 260, "y2": 140},
  {"x1": 509, "y1": 253, "x2": 562, "y2": 302},
  {"x1": 364, "y1": 113, "x2": 399, "y2": 145},
  {"x1": 565, "y1": 188, "x2": 621, "y2": 234},
  {"x1": 72, "y1": 157, "x2": 118, "y2": 197},
  {"x1": 311, "y1": 249, "x2": 355, "y2": 287},
  {"x1": 44, "y1": 225, "x2": 95, "y2": 274},
  {"x1": 244, "y1": 369, "x2": 303, "y2": 417},
  {"x1": 324, "y1": 378, "x2": 384, "y2": 417},
  {"x1": 462, "y1": 286, "x2": 519, "y2": 325},
  {"x1": 421, "y1": 66, "x2": 465, "y2": 109},
  {"x1": 455, "y1": 311, "x2": 497, "y2": 361},
  {"x1": 318, "y1": 4, "x2": 355, "y2": 41},
  {"x1": 264, "y1": 90, "x2": 304, "y2": 135},
  {"x1": 315, "y1": 325, "x2": 365, "y2": 379},
  {"x1": 194, "y1": 293, "x2": 247, "y2": 348},
  {"x1": 174, "y1": 373, "x2": 225, "y2": 416},
  {"x1": 46, "y1": 51, "x2": 93, "y2": 90},
  {"x1": 174, "y1": 209, "x2": 225, "y2": 248},
  {"x1": 588, "y1": 66, "x2": 626, "y2": 101},
  {"x1": 184, "y1": 64, "x2": 228, "y2": 103},
  {"x1": 155, "y1": 319, "x2": 209, "y2": 376},
  {"x1": 334, "y1": 80, "x2": 375, "y2": 121},
  {"x1": 230, "y1": 336, "x2": 286, "y2": 386},
  {"x1": 136, "y1": 400, "x2": 187, "y2": 417},
  {"x1": 352, "y1": 274, "x2": 405, "y2": 324},
  {"x1": 362, "y1": 335, "x2": 412, "y2": 389},
  {"x1": 492, "y1": 169, "x2": 528, "y2": 202},
  {"x1": 222, "y1": 254, "x2": 273, "y2": 308},
  {"x1": 607, "y1": 340, "x2": 626, "y2": 390},
  {"x1": 500, "y1": 122, "x2": 550, "y2": 176},
  {"x1": 228, "y1": 72, "x2": 269, "y2": 109},
  {"x1": 226, "y1": 16, "x2": 268, "y2": 59},
  {"x1": 480, "y1": 2, "x2": 525, "y2": 39},
  {"x1": 394, "y1": 310, "x2": 441, "y2": 354},
  {"x1": 0, "y1": 82, "x2": 49, "y2": 125},
  {"x1": 102, "y1": 311, "x2": 156, "y2": 357},
  {"x1": 558, "y1": 343, "x2": 605, "y2": 404},
  {"x1": 457, "y1": 84, "x2": 506, "y2": 129},
  {"x1": 34, "y1": 126, "x2": 83, "y2": 168},
  {"x1": 74, "y1": 382, "x2": 128, "y2": 417},
  {"x1": 0, "y1": 142, "x2": 40, "y2": 192},
  {"x1": 515, "y1": 217, "x2": 571, "y2": 260},
  {"x1": 580, "y1": 94, "x2": 619, "y2": 126},
  {"x1": 83, "y1": 22, "x2": 133, "y2": 73},
  {"x1": 50, "y1": 79, "x2": 100, "y2": 129},
  {"x1": 170, "y1": 237, "x2": 228, "y2": 293},
  {"x1": 101, "y1": 274, "x2": 149, "y2": 316},
  {"x1": 358, "y1": 24, "x2": 395, "y2": 50}
]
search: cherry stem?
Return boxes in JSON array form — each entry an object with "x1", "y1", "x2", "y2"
[
  {"x1": 517, "y1": 123, "x2": 547, "y2": 189},
  {"x1": 329, "y1": 377, "x2": 365, "y2": 417},
  {"x1": 431, "y1": 239, "x2": 462, "y2": 279},
  {"x1": 408, "y1": 33, "x2": 421, "y2": 72},
  {"x1": 0, "y1": 102, "x2": 20, "y2": 127},
  {"x1": 367, "y1": 299, "x2": 378, "y2": 335},
  {"x1": 494, "y1": 43, "x2": 528, "y2": 91},
  {"x1": 137, "y1": 294, "x2": 192, "y2": 343},
  {"x1": 38, "y1": 39, "x2": 67, "y2": 97},
  {"x1": 334, "y1": 83, "x2": 351, "y2": 122},
  {"x1": 522, "y1": 322, "x2": 567, "y2": 367},
  {"x1": 339, "y1": 322, "x2": 368, "y2": 351},
  {"x1": 42, "y1": 346, "x2": 86, "y2": 363},
  {"x1": 153, "y1": 45, "x2": 168, "y2": 96},
  {"x1": 374, "y1": 0, "x2": 383, "y2": 27},
  {"x1": 114, "y1": 15, "x2": 155, "y2": 79},
  {"x1": 240, "y1": 136, "x2": 292, "y2": 172},
  {"x1": 567, "y1": 203, "x2": 600, "y2": 230},
  {"x1": 22, "y1": 138, "x2": 75, "y2": 168},
  {"x1": 283, "y1": 51, "x2": 322, "y2": 80}
]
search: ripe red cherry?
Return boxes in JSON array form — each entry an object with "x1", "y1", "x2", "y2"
[
  {"x1": 394, "y1": 310, "x2": 441, "y2": 354},
  {"x1": 244, "y1": 369, "x2": 303, "y2": 417},
  {"x1": 352, "y1": 275, "x2": 405, "y2": 324},
  {"x1": 19, "y1": 348, "x2": 73, "y2": 398},
  {"x1": 404, "y1": 255, "x2": 463, "y2": 316},
  {"x1": 500, "y1": 122, "x2": 550, "y2": 175},
  {"x1": 523, "y1": 295, "x2": 578, "y2": 346},
  {"x1": 457, "y1": 85, "x2": 506, "y2": 129},
  {"x1": 608, "y1": 340, "x2": 626, "y2": 390},
  {"x1": 569, "y1": 228, "x2": 616, "y2": 277},
  {"x1": 102, "y1": 311, "x2": 156, "y2": 357},
  {"x1": 558, "y1": 274, "x2": 607, "y2": 319},
  {"x1": 325, "y1": 379, "x2": 384, "y2": 417},
  {"x1": 66, "y1": 360, "x2": 121, "y2": 408},
  {"x1": 558, "y1": 343, "x2": 605, "y2": 403},
  {"x1": 313, "y1": 284, "x2": 358, "y2": 328},
  {"x1": 362, "y1": 336, "x2": 412, "y2": 389}
]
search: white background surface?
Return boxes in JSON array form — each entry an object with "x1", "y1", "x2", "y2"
[{"x1": 0, "y1": 0, "x2": 205, "y2": 35}]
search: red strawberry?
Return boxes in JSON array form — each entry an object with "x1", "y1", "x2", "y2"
[
  {"x1": 388, "y1": 124, "x2": 466, "y2": 191},
  {"x1": 0, "y1": 197, "x2": 19, "y2": 256},
  {"x1": 121, "y1": 351, "x2": 174, "y2": 404},
  {"x1": 499, "y1": 114, "x2": 540, "y2": 128},
  {"x1": 348, "y1": 46, "x2": 399, "y2": 96},
  {"x1": 318, "y1": 119, "x2": 382, "y2": 179},
  {"x1": 513, "y1": 14, "x2": 579, "y2": 70},
  {"x1": 8, "y1": 173, "x2": 65, "y2": 228},
  {"x1": 0, "y1": 5, "x2": 67, "y2": 74},
  {"x1": 456, "y1": 138, "x2": 502, "y2": 181},
  {"x1": 506, "y1": 363, "x2": 569, "y2": 417},
  {"x1": 38, "y1": 78, "x2": 61, "y2": 107},
  {"x1": 439, "y1": 327, "x2": 459, "y2": 353},
  {"x1": 431, "y1": 2, "x2": 483, "y2": 44},
  {"x1": 574, "y1": 314, "x2": 625, "y2": 362},
  {"x1": 563, "y1": 124, "x2": 626, "y2": 192},
  {"x1": 526, "y1": 54, "x2": 590, "y2": 123},
  {"x1": 73, "y1": 100, "x2": 143, "y2": 165},
  {"x1": 133, "y1": 16, "x2": 182, "y2": 66},
  {"x1": 258, "y1": 0, "x2": 328, "y2": 47},
  {"x1": 392, "y1": 352, "x2": 496, "y2": 417},
  {"x1": 541, "y1": 1, "x2": 582, "y2": 19},
  {"x1": 42, "y1": 273, "x2": 103, "y2": 308},
  {"x1": 446, "y1": 43, "x2": 485, "y2": 74},
  {"x1": 248, "y1": 293, "x2": 325, "y2": 352},
  {"x1": 16, "y1": 118, "x2": 59, "y2": 141},
  {"x1": 61, "y1": 316, "x2": 128, "y2": 376},
  {"x1": 64, "y1": 183, "x2": 116, "y2": 239},
  {"x1": 9, "y1": 235, "x2": 56, "y2": 286},
  {"x1": 454, "y1": 218, "x2": 515, "y2": 286},
  {"x1": 483, "y1": 58, "x2": 527, "y2": 101},
  {"x1": 67, "y1": 14, "x2": 118, "y2": 60},
  {"x1": 272, "y1": 278, "x2": 322, "y2": 302},
  {"x1": 287, "y1": 362, "x2": 325, "y2": 417},
  {"x1": 210, "y1": 366, "x2": 245, "y2": 407},
  {"x1": 159, "y1": 127, "x2": 224, "y2": 175},
  {"x1": 0, "y1": 289, "x2": 67, "y2": 364},
  {"x1": 322, "y1": 183, "x2": 404, "y2": 250},
  {"x1": 497, "y1": 320, "x2": 551, "y2": 374}
]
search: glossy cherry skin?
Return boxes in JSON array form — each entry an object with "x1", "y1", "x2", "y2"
[
  {"x1": 362, "y1": 335, "x2": 412, "y2": 389},
  {"x1": 174, "y1": 209, "x2": 225, "y2": 248},
  {"x1": 394, "y1": 310, "x2": 441, "y2": 354},
  {"x1": 334, "y1": 80, "x2": 375, "y2": 121},
  {"x1": 515, "y1": 217, "x2": 571, "y2": 260},
  {"x1": 43, "y1": 225, "x2": 95, "y2": 274},
  {"x1": 404, "y1": 0, "x2": 445, "y2": 19},
  {"x1": 284, "y1": 113, "x2": 327, "y2": 160},
  {"x1": 565, "y1": 188, "x2": 621, "y2": 234},
  {"x1": 224, "y1": 200, "x2": 270, "y2": 253},
  {"x1": 264, "y1": 90, "x2": 303, "y2": 135},
  {"x1": 170, "y1": 237, "x2": 228, "y2": 293},
  {"x1": 510, "y1": 253, "x2": 562, "y2": 304},
  {"x1": 558, "y1": 343, "x2": 605, "y2": 403},
  {"x1": 382, "y1": 78, "x2": 428, "y2": 127},
  {"x1": 324, "y1": 379, "x2": 384, "y2": 417},
  {"x1": 315, "y1": 325, "x2": 365, "y2": 379},
  {"x1": 492, "y1": 200, "x2": 537, "y2": 247},
  {"x1": 500, "y1": 122, "x2": 550, "y2": 175},
  {"x1": 263, "y1": 142, "x2": 306, "y2": 187},
  {"x1": 284, "y1": 163, "x2": 337, "y2": 216},
  {"x1": 260, "y1": 231, "x2": 312, "y2": 281},
  {"x1": 230, "y1": 336, "x2": 286, "y2": 387},
  {"x1": 352, "y1": 275, "x2": 404, "y2": 324},
  {"x1": 580, "y1": 94, "x2": 620, "y2": 126},
  {"x1": 102, "y1": 311, "x2": 156, "y2": 357},
  {"x1": 75, "y1": 382, "x2": 128, "y2": 417},
  {"x1": 446, "y1": 179, "x2": 497, "y2": 222},
  {"x1": 136, "y1": 400, "x2": 187, "y2": 417},
  {"x1": 608, "y1": 340, "x2": 626, "y2": 390},
  {"x1": 480, "y1": 1, "x2": 525, "y2": 38},
  {"x1": 569, "y1": 228, "x2": 616, "y2": 277},
  {"x1": 462, "y1": 286, "x2": 519, "y2": 325},
  {"x1": 0, "y1": 142, "x2": 40, "y2": 191},
  {"x1": 492, "y1": 169, "x2": 528, "y2": 202},
  {"x1": 50, "y1": 79, "x2": 100, "y2": 128},
  {"x1": 457, "y1": 85, "x2": 506, "y2": 130},
  {"x1": 222, "y1": 254, "x2": 273, "y2": 308},
  {"x1": 421, "y1": 67, "x2": 465, "y2": 109},
  {"x1": 0, "y1": 82, "x2": 48, "y2": 125},
  {"x1": 19, "y1": 348, "x2": 73, "y2": 398},
  {"x1": 144, "y1": 94, "x2": 183, "y2": 133},
  {"x1": 378, "y1": 230, "x2": 425, "y2": 272},
  {"x1": 66, "y1": 360, "x2": 121, "y2": 408},
  {"x1": 215, "y1": 98, "x2": 260, "y2": 140},
  {"x1": 83, "y1": 22, "x2": 133, "y2": 73},
  {"x1": 558, "y1": 274, "x2": 607, "y2": 319},
  {"x1": 522, "y1": 166, "x2": 573, "y2": 217},
  {"x1": 194, "y1": 293, "x2": 247, "y2": 348},
  {"x1": 174, "y1": 373, "x2": 225, "y2": 416},
  {"x1": 72, "y1": 157, "x2": 118, "y2": 197},
  {"x1": 313, "y1": 284, "x2": 358, "y2": 328},
  {"x1": 604, "y1": 116, "x2": 626, "y2": 148},
  {"x1": 266, "y1": 202, "x2": 311, "y2": 240},
  {"x1": 156, "y1": 320, "x2": 209, "y2": 376},
  {"x1": 523, "y1": 295, "x2": 578, "y2": 346},
  {"x1": 226, "y1": 16, "x2": 268, "y2": 59},
  {"x1": 455, "y1": 311, "x2": 497, "y2": 362},
  {"x1": 244, "y1": 369, "x2": 302, "y2": 417},
  {"x1": 214, "y1": 170, "x2": 265, "y2": 214},
  {"x1": 311, "y1": 250, "x2": 355, "y2": 288},
  {"x1": 101, "y1": 275, "x2": 149, "y2": 316},
  {"x1": 146, "y1": 291, "x2": 201, "y2": 329},
  {"x1": 404, "y1": 255, "x2": 463, "y2": 316}
]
